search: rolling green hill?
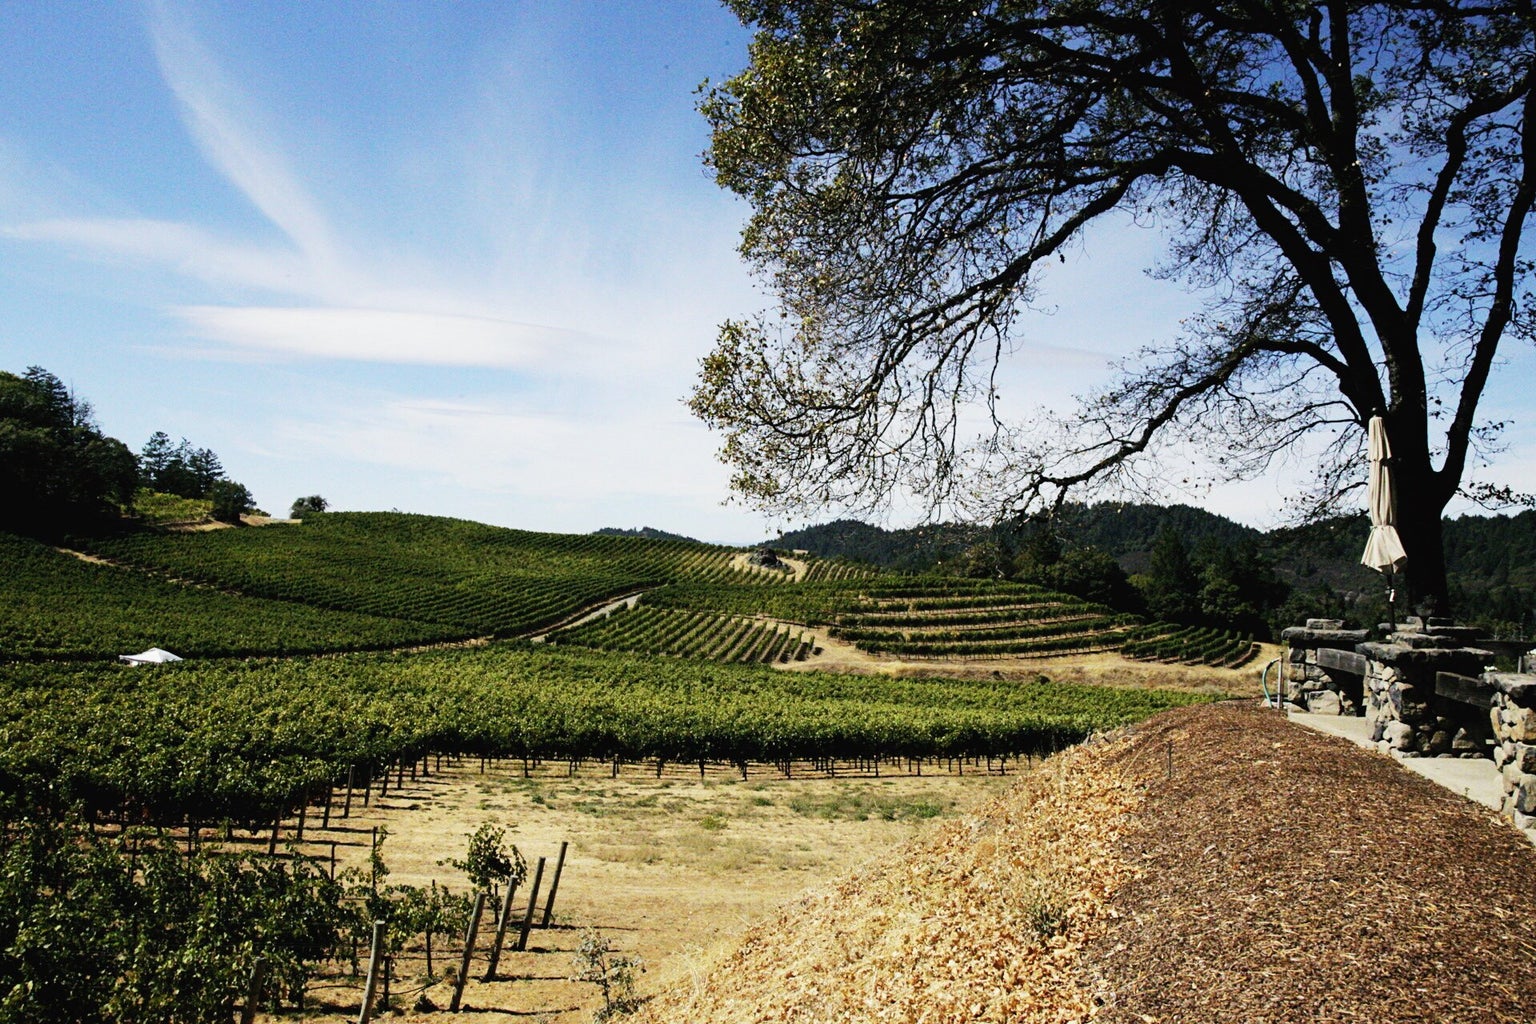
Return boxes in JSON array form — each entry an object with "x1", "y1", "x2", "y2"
[
  {"x1": 0, "y1": 510, "x2": 1261, "y2": 669},
  {"x1": 74, "y1": 512, "x2": 767, "y2": 639},
  {"x1": 0, "y1": 531, "x2": 463, "y2": 661}
]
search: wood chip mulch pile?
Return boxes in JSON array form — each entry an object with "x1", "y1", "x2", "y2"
[
  {"x1": 633, "y1": 702, "x2": 1536, "y2": 1024},
  {"x1": 1078, "y1": 701, "x2": 1536, "y2": 1024}
]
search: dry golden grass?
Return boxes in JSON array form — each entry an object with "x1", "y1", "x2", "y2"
[
  {"x1": 258, "y1": 758, "x2": 1013, "y2": 1023},
  {"x1": 633, "y1": 733, "x2": 1145, "y2": 1024}
]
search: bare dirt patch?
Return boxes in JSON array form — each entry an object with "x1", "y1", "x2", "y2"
[
  {"x1": 729, "y1": 551, "x2": 807, "y2": 581},
  {"x1": 267, "y1": 758, "x2": 1012, "y2": 1022},
  {"x1": 779, "y1": 635, "x2": 1280, "y2": 698}
]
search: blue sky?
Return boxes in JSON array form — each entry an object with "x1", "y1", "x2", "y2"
[{"x1": 2, "y1": 2, "x2": 1532, "y2": 543}]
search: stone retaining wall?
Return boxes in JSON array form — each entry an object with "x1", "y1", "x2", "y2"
[
  {"x1": 1490, "y1": 674, "x2": 1536, "y2": 831},
  {"x1": 1359, "y1": 625, "x2": 1492, "y2": 757},
  {"x1": 1282, "y1": 618, "x2": 1536, "y2": 840},
  {"x1": 1279, "y1": 619, "x2": 1368, "y2": 715}
]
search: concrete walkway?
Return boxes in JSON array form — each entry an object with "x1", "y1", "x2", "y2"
[{"x1": 1284, "y1": 706, "x2": 1535, "y2": 844}]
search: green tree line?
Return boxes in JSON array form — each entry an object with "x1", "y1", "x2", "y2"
[{"x1": 0, "y1": 366, "x2": 264, "y2": 536}]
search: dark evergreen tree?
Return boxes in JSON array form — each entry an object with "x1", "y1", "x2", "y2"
[
  {"x1": 1038, "y1": 546, "x2": 1145, "y2": 614},
  {"x1": 1141, "y1": 527, "x2": 1202, "y2": 625}
]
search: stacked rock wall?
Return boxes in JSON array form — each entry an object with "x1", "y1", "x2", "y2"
[
  {"x1": 1278, "y1": 619, "x2": 1368, "y2": 715},
  {"x1": 1490, "y1": 675, "x2": 1536, "y2": 830},
  {"x1": 1358, "y1": 623, "x2": 1492, "y2": 757}
]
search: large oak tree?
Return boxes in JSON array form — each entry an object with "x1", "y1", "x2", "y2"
[{"x1": 692, "y1": 0, "x2": 1536, "y2": 611}]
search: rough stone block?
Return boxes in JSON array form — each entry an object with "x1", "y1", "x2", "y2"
[
  {"x1": 1516, "y1": 777, "x2": 1536, "y2": 816},
  {"x1": 1391, "y1": 685, "x2": 1429, "y2": 723},
  {"x1": 1521, "y1": 745, "x2": 1536, "y2": 775},
  {"x1": 1451, "y1": 728, "x2": 1484, "y2": 755},
  {"x1": 1370, "y1": 718, "x2": 1386, "y2": 743},
  {"x1": 1306, "y1": 618, "x2": 1346, "y2": 630},
  {"x1": 1281, "y1": 627, "x2": 1370, "y2": 647},
  {"x1": 1422, "y1": 624, "x2": 1483, "y2": 645},
  {"x1": 1305, "y1": 690, "x2": 1342, "y2": 715},
  {"x1": 1385, "y1": 721, "x2": 1415, "y2": 750},
  {"x1": 1503, "y1": 761, "x2": 1524, "y2": 793},
  {"x1": 1484, "y1": 672, "x2": 1536, "y2": 707},
  {"x1": 1358, "y1": 643, "x2": 1493, "y2": 676},
  {"x1": 1421, "y1": 729, "x2": 1452, "y2": 756},
  {"x1": 1508, "y1": 705, "x2": 1536, "y2": 743}
]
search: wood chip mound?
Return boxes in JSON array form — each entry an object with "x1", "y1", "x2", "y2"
[{"x1": 633, "y1": 702, "x2": 1536, "y2": 1023}]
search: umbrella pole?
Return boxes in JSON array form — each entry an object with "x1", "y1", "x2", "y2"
[{"x1": 1385, "y1": 571, "x2": 1397, "y2": 633}]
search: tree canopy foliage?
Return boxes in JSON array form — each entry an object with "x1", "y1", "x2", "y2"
[
  {"x1": 139, "y1": 431, "x2": 225, "y2": 500},
  {"x1": 693, "y1": 0, "x2": 1536, "y2": 609},
  {"x1": 0, "y1": 366, "x2": 256, "y2": 535},
  {"x1": 0, "y1": 368, "x2": 137, "y2": 534},
  {"x1": 290, "y1": 494, "x2": 329, "y2": 518}
]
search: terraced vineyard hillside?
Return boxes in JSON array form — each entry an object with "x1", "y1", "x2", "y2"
[
  {"x1": 1121, "y1": 624, "x2": 1262, "y2": 668},
  {"x1": 553, "y1": 577, "x2": 1231, "y2": 667},
  {"x1": 12, "y1": 512, "x2": 1259, "y2": 670},
  {"x1": 548, "y1": 605, "x2": 816, "y2": 663},
  {"x1": 824, "y1": 578, "x2": 1140, "y2": 658}
]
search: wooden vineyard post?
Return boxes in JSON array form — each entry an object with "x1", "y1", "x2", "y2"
[
  {"x1": 322, "y1": 783, "x2": 333, "y2": 829},
  {"x1": 296, "y1": 790, "x2": 308, "y2": 842},
  {"x1": 514, "y1": 857, "x2": 547, "y2": 952},
  {"x1": 540, "y1": 842, "x2": 568, "y2": 927},
  {"x1": 450, "y1": 892, "x2": 487, "y2": 1012},
  {"x1": 344, "y1": 766, "x2": 356, "y2": 817},
  {"x1": 358, "y1": 921, "x2": 386, "y2": 1024},
  {"x1": 239, "y1": 956, "x2": 268, "y2": 1024},
  {"x1": 482, "y1": 877, "x2": 522, "y2": 981},
  {"x1": 267, "y1": 816, "x2": 280, "y2": 856}
]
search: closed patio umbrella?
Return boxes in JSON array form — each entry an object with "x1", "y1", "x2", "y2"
[{"x1": 1361, "y1": 415, "x2": 1406, "y2": 624}]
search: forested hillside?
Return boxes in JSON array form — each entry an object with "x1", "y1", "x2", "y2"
[{"x1": 778, "y1": 505, "x2": 1536, "y2": 639}]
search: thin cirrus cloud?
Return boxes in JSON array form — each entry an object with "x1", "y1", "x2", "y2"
[
  {"x1": 280, "y1": 396, "x2": 722, "y2": 504},
  {"x1": 173, "y1": 305, "x2": 584, "y2": 369},
  {"x1": 146, "y1": 1, "x2": 342, "y2": 276},
  {"x1": 14, "y1": 1, "x2": 580, "y2": 373},
  {"x1": 6, "y1": 217, "x2": 308, "y2": 294}
]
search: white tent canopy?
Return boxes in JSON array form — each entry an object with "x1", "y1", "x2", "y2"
[{"x1": 119, "y1": 647, "x2": 183, "y2": 665}]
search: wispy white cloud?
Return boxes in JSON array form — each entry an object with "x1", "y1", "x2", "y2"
[
  {"x1": 146, "y1": 0, "x2": 345, "y2": 283},
  {"x1": 6, "y1": 217, "x2": 306, "y2": 293},
  {"x1": 172, "y1": 305, "x2": 587, "y2": 368},
  {"x1": 280, "y1": 395, "x2": 725, "y2": 504}
]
